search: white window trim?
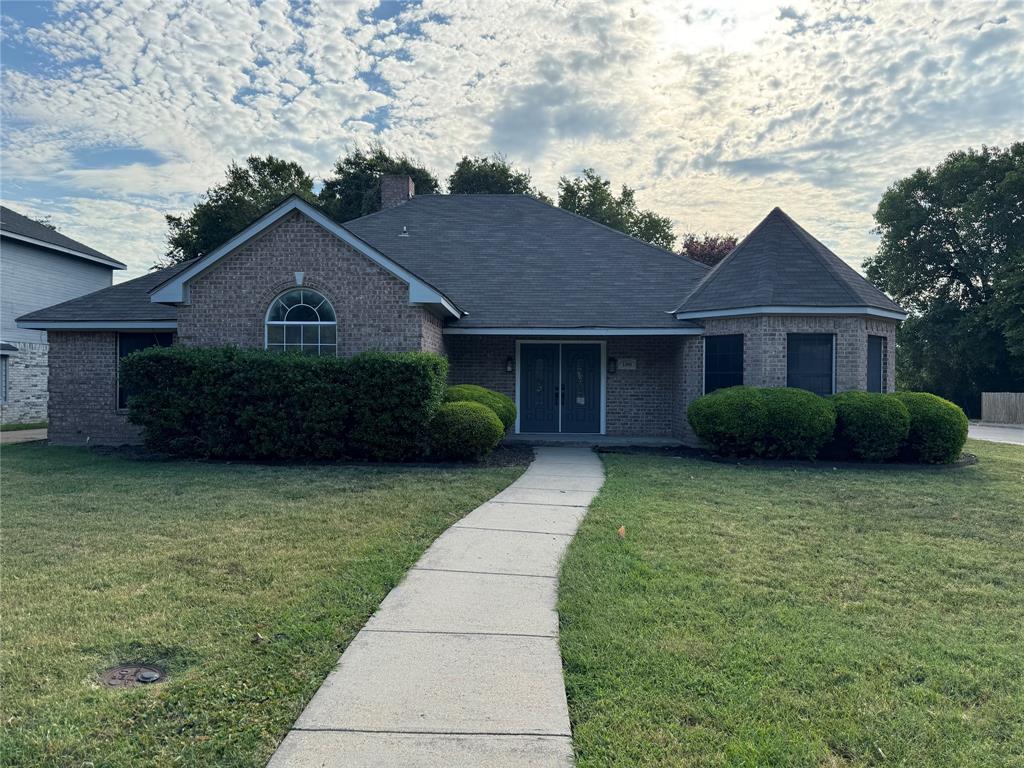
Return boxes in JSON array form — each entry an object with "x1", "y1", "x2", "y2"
[
  {"x1": 264, "y1": 289, "x2": 338, "y2": 356},
  {"x1": 514, "y1": 340, "x2": 606, "y2": 435}
]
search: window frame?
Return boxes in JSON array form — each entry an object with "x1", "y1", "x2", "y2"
[
  {"x1": 703, "y1": 334, "x2": 744, "y2": 394},
  {"x1": 786, "y1": 333, "x2": 836, "y2": 396},
  {"x1": 264, "y1": 288, "x2": 337, "y2": 356},
  {"x1": 0, "y1": 355, "x2": 8, "y2": 404}
]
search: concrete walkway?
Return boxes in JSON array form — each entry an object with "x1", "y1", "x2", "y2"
[
  {"x1": 969, "y1": 422, "x2": 1024, "y2": 446},
  {"x1": 0, "y1": 428, "x2": 47, "y2": 445},
  {"x1": 268, "y1": 446, "x2": 603, "y2": 767}
]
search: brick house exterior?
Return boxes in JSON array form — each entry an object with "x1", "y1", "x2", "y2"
[{"x1": 18, "y1": 183, "x2": 906, "y2": 447}]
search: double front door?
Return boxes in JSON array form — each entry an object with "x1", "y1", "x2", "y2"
[{"x1": 519, "y1": 343, "x2": 602, "y2": 433}]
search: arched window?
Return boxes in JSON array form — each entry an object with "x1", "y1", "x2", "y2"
[{"x1": 265, "y1": 289, "x2": 337, "y2": 355}]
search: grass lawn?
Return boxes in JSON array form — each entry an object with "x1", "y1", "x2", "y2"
[
  {"x1": 559, "y1": 440, "x2": 1024, "y2": 767},
  {"x1": 1, "y1": 444, "x2": 525, "y2": 767},
  {"x1": 1, "y1": 421, "x2": 47, "y2": 432}
]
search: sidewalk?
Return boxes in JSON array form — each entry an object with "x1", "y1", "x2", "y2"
[{"x1": 267, "y1": 446, "x2": 604, "y2": 767}]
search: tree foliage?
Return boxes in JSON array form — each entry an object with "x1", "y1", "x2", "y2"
[
  {"x1": 163, "y1": 155, "x2": 314, "y2": 265},
  {"x1": 557, "y1": 168, "x2": 676, "y2": 250},
  {"x1": 318, "y1": 144, "x2": 439, "y2": 222},
  {"x1": 864, "y1": 143, "x2": 1024, "y2": 414},
  {"x1": 448, "y1": 155, "x2": 536, "y2": 196},
  {"x1": 679, "y1": 232, "x2": 739, "y2": 266}
]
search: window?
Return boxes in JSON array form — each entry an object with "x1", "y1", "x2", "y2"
[
  {"x1": 1, "y1": 356, "x2": 8, "y2": 404},
  {"x1": 118, "y1": 332, "x2": 173, "y2": 409},
  {"x1": 265, "y1": 289, "x2": 336, "y2": 355},
  {"x1": 704, "y1": 334, "x2": 743, "y2": 393},
  {"x1": 787, "y1": 333, "x2": 834, "y2": 396},
  {"x1": 867, "y1": 335, "x2": 885, "y2": 393}
]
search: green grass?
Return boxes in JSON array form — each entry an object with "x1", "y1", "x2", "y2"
[
  {"x1": 1, "y1": 420, "x2": 47, "y2": 431},
  {"x1": 559, "y1": 440, "x2": 1024, "y2": 767},
  {"x1": 0, "y1": 444, "x2": 524, "y2": 767}
]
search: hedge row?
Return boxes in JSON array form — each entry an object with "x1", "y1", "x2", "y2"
[
  {"x1": 687, "y1": 386, "x2": 967, "y2": 463},
  {"x1": 120, "y1": 346, "x2": 448, "y2": 461}
]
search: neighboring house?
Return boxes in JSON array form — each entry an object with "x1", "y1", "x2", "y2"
[
  {"x1": 1, "y1": 206, "x2": 126, "y2": 424},
  {"x1": 17, "y1": 177, "x2": 906, "y2": 445}
]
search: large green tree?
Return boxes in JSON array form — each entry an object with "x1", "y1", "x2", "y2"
[
  {"x1": 318, "y1": 144, "x2": 439, "y2": 222},
  {"x1": 864, "y1": 143, "x2": 1024, "y2": 415},
  {"x1": 448, "y1": 154, "x2": 538, "y2": 195},
  {"x1": 557, "y1": 169, "x2": 676, "y2": 250},
  {"x1": 163, "y1": 155, "x2": 314, "y2": 264}
]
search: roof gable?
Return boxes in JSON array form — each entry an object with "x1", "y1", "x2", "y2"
[
  {"x1": 674, "y1": 208, "x2": 906, "y2": 320},
  {"x1": 1, "y1": 206, "x2": 126, "y2": 269},
  {"x1": 148, "y1": 196, "x2": 461, "y2": 318}
]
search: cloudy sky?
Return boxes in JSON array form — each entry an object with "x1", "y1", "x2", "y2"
[{"x1": 1, "y1": 0, "x2": 1021, "y2": 280}]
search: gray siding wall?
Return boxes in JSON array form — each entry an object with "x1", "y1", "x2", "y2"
[{"x1": 1, "y1": 238, "x2": 115, "y2": 343}]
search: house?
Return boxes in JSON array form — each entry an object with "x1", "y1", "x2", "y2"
[
  {"x1": 1, "y1": 206, "x2": 126, "y2": 424},
  {"x1": 16, "y1": 177, "x2": 906, "y2": 445}
]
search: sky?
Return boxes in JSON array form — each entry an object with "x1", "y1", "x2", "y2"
[{"x1": 1, "y1": 0, "x2": 1021, "y2": 281}]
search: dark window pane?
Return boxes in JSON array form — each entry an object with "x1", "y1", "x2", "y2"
[
  {"x1": 704, "y1": 334, "x2": 743, "y2": 393},
  {"x1": 286, "y1": 304, "x2": 319, "y2": 322},
  {"x1": 267, "y1": 343, "x2": 285, "y2": 353},
  {"x1": 320, "y1": 344, "x2": 336, "y2": 356},
  {"x1": 285, "y1": 325, "x2": 301, "y2": 344},
  {"x1": 867, "y1": 335, "x2": 884, "y2": 393},
  {"x1": 787, "y1": 334, "x2": 834, "y2": 396},
  {"x1": 267, "y1": 325, "x2": 284, "y2": 344},
  {"x1": 320, "y1": 325, "x2": 336, "y2": 344}
]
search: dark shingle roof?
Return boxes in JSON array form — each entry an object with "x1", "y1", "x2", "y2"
[
  {"x1": 0, "y1": 206, "x2": 126, "y2": 269},
  {"x1": 344, "y1": 195, "x2": 708, "y2": 328},
  {"x1": 674, "y1": 207, "x2": 904, "y2": 315},
  {"x1": 16, "y1": 260, "x2": 194, "y2": 325}
]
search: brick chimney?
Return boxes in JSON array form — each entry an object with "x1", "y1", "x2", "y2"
[{"x1": 380, "y1": 175, "x2": 415, "y2": 209}]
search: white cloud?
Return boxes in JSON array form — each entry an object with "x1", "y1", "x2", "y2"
[{"x1": 1, "y1": 0, "x2": 1022, "y2": 280}]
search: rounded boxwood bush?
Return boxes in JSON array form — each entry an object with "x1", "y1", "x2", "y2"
[
  {"x1": 445, "y1": 384, "x2": 516, "y2": 430},
  {"x1": 757, "y1": 388, "x2": 837, "y2": 460},
  {"x1": 688, "y1": 386, "x2": 835, "y2": 460},
  {"x1": 891, "y1": 392, "x2": 968, "y2": 464},
  {"x1": 830, "y1": 391, "x2": 910, "y2": 462},
  {"x1": 430, "y1": 401, "x2": 505, "y2": 460}
]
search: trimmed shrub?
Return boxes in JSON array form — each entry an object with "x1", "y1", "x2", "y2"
[
  {"x1": 429, "y1": 401, "x2": 505, "y2": 460},
  {"x1": 444, "y1": 384, "x2": 516, "y2": 430},
  {"x1": 830, "y1": 391, "x2": 910, "y2": 462},
  {"x1": 892, "y1": 392, "x2": 968, "y2": 464},
  {"x1": 687, "y1": 386, "x2": 836, "y2": 460},
  {"x1": 119, "y1": 346, "x2": 448, "y2": 461}
]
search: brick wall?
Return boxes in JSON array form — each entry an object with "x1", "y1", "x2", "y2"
[
  {"x1": 1, "y1": 341, "x2": 48, "y2": 424},
  {"x1": 446, "y1": 335, "x2": 692, "y2": 437},
  {"x1": 47, "y1": 331, "x2": 143, "y2": 445},
  {"x1": 177, "y1": 211, "x2": 436, "y2": 355},
  {"x1": 700, "y1": 315, "x2": 897, "y2": 392}
]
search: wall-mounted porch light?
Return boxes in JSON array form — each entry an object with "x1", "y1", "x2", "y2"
[
  {"x1": 607, "y1": 357, "x2": 618, "y2": 374},
  {"x1": 505, "y1": 356, "x2": 514, "y2": 373}
]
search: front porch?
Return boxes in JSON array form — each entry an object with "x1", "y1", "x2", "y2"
[{"x1": 505, "y1": 433, "x2": 684, "y2": 447}]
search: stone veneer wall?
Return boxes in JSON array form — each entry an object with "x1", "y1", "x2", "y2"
[
  {"x1": 0, "y1": 341, "x2": 49, "y2": 424},
  {"x1": 700, "y1": 315, "x2": 897, "y2": 393},
  {"x1": 176, "y1": 211, "x2": 438, "y2": 355}
]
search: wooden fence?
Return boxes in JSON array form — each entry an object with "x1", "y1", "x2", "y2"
[{"x1": 981, "y1": 392, "x2": 1024, "y2": 424}]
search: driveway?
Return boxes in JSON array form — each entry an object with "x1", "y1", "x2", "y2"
[
  {"x1": 0, "y1": 428, "x2": 47, "y2": 445},
  {"x1": 268, "y1": 445, "x2": 604, "y2": 767},
  {"x1": 969, "y1": 423, "x2": 1024, "y2": 446}
]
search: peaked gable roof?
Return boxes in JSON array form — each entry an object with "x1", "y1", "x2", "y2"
[
  {"x1": 345, "y1": 194, "x2": 709, "y2": 328},
  {"x1": 674, "y1": 208, "x2": 905, "y2": 319},
  {"x1": 148, "y1": 196, "x2": 462, "y2": 318},
  {"x1": 1, "y1": 206, "x2": 126, "y2": 269}
]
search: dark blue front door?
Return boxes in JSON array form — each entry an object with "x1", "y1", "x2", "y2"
[
  {"x1": 520, "y1": 344, "x2": 560, "y2": 432},
  {"x1": 519, "y1": 343, "x2": 601, "y2": 433}
]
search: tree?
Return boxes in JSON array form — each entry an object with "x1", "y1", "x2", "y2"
[
  {"x1": 678, "y1": 232, "x2": 739, "y2": 266},
  {"x1": 557, "y1": 169, "x2": 676, "y2": 250},
  {"x1": 448, "y1": 155, "x2": 537, "y2": 195},
  {"x1": 164, "y1": 155, "x2": 314, "y2": 264},
  {"x1": 318, "y1": 144, "x2": 439, "y2": 222},
  {"x1": 864, "y1": 143, "x2": 1024, "y2": 415}
]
